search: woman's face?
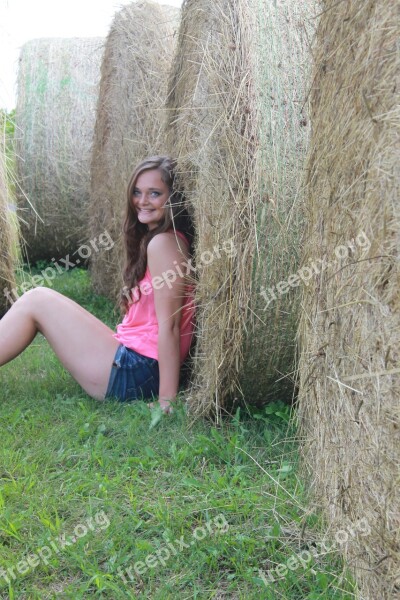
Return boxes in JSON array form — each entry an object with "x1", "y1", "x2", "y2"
[{"x1": 132, "y1": 169, "x2": 170, "y2": 230}]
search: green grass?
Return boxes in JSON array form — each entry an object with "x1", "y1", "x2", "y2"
[{"x1": 0, "y1": 268, "x2": 357, "y2": 599}]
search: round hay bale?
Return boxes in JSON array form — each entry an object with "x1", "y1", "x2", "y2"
[
  {"x1": 89, "y1": 1, "x2": 180, "y2": 302},
  {"x1": 297, "y1": 1, "x2": 399, "y2": 598},
  {"x1": 0, "y1": 135, "x2": 16, "y2": 317},
  {"x1": 15, "y1": 37, "x2": 104, "y2": 263},
  {"x1": 166, "y1": 0, "x2": 315, "y2": 417}
]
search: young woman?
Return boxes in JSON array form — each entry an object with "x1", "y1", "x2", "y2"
[{"x1": 0, "y1": 156, "x2": 195, "y2": 413}]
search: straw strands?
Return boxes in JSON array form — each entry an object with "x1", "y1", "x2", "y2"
[
  {"x1": 240, "y1": 0, "x2": 315, "y2": 405},
  {"x1": 15, "y1": 37, "x2": 104, "y2": 263},
  {"x1": 89, "y1": 1, "x2": 179, "y2": 302},
  {"x1": 166, "y1": 0, "x2": 259, "y2": 418},
  {"x1": 166, "y1": 0, "x2": 315, "y2": 417},
  {"x1": 297, "y1": 1, "x2": 399, "y2": 598},
  {"x1": 0, "y1": 134, "x2": 15, "y2": 317}
]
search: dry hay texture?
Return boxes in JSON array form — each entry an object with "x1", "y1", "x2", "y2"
[
  {"x1": 15, "y1": 37, "x2": 104, "y2": 263},
  {"x1": 89, "y1": 1, "x2": 180, "y2": 301},
  {"x1": 0, "y1": 137, "x2": 15, "y2": 316},
  {"x1": 297, "y1": 1, "x2": 400, "y2": 599},
  {"x1": 166, "y1": 0, "x2": 315, "y2": 417}
]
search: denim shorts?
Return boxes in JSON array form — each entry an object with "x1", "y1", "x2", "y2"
[{"x1": 105, "y1": 344, "x2": 159, "y2": 402}]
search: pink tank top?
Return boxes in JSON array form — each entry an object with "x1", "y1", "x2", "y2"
[{"x1": 113, "y1": 231, "x2": 195, "y2": 363}]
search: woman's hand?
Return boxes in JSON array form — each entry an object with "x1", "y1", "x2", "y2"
[
  {"x1": 148, "y1": 397, "x2": 175, "y2": 414},
  {"x1": 158, "y1": 397, "x2": 175, "y2": 414}
]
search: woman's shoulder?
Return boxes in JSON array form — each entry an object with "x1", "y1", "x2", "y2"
[
  {"x1": 147, "y1": 231, "x2": 190, "y2": 275},
  {"x1": 148, "y1": 230, "x2": 189, "y2": 252}
]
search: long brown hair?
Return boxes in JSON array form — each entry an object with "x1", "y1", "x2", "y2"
[{"x1": 120, "y1": 156, "x2": 194, "y2": 312}]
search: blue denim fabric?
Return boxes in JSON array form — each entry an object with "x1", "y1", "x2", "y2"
[{"x1": 105, "y1": 344, "x2": 159, "y2": 402}]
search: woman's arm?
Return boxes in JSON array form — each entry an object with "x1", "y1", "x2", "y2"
[{"x1": 147, "y1": 233, "x2": 189, "y2": 412}]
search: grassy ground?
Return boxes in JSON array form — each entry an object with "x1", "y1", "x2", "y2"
[{"x1": 0, "y1": 268, "x2": 358, "y2": 599}]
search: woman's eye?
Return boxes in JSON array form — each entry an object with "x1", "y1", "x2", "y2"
[
  {"x1": 133, "y1": 190, "x2": 141, "y2": 197},
  {"x1": 151, "y1": 191, "x2": 161, "y2": 197}
]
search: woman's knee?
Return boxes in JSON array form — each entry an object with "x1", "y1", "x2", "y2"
[
  {"x1": 20, "y1": 286, "x2": 54, "y2": 304},
  {"x1": 18, "y1": 287, "x2": 70, "y2": 334},
  {"x1": 18, "y1": 286, "x2": 58, "y2": 318}
]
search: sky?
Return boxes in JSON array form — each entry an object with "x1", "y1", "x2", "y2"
[{"x1": 0, "y1": 0, "x2": 184, "y2": 110}]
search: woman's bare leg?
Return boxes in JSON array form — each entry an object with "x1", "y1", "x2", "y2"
[{"x1": 0, "y1": 287, "x2": 121, "y2": 400}]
